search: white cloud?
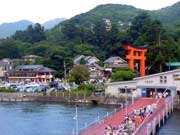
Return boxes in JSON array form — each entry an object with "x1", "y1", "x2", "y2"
[{"x1": 0, "y1": 0, "x2": 179, "y2": 24}]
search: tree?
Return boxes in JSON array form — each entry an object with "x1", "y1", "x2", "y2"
[
  {"x1": 12, "y1": 23, "x2": 46, "y2": 43},
  {"x1": 127, "y1": 12, "x2": 152, "y2": 44},
  {"x1": 69, "y1": 65, "x2": 90, "y2": 84},
  {"x1": 111, "y1": 68, "x2": 135, "y2": 82}
]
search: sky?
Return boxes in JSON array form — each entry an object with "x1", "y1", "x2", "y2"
[{"x1": 0, "y1": 0, "x2": 179, "y2": 24}]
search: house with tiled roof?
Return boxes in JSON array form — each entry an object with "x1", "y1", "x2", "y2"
[{"x1": 104, "y1": 56, "x2": 128, "y2": 69}]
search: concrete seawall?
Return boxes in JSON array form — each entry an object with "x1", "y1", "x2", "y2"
[{"x1": 0, "y1": 92, "x2": 126, "y2": 105}]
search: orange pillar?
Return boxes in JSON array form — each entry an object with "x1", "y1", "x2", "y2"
[
  {"x1": 140, "y1": 59, "x2": 145, "y2": 76},
  {"x1": 129, "y1": 49, "x2": 134, "y2": 70}
]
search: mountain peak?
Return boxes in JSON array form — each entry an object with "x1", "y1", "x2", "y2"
[{"x1": 43, "y1": 18, "x2": 66, "y2": 29}]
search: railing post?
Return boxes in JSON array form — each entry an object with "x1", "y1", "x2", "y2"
[
  {"x1": 165, "y1": 103, "x2": 168, "y2": 118},
  {"x1": 152, "y1": 117, "x2": 156, "y2": 135},
  {"x1": 158, "y1": 114, "x2": 161, "y2": 128},
  {"x1": 163, "y1": 110, "x2": 165, "y2": 124},
  {"x1": 171, "y1": 96, "x2": 174, "y2": 113}
]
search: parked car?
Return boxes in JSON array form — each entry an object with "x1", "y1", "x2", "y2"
[{"x1": 55, "y1": 86, "x2": 65, "y2": 92}]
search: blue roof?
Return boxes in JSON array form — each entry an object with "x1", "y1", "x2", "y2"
[{"x1": 165, "y1": 62, "x2": 180, "y2": 67}]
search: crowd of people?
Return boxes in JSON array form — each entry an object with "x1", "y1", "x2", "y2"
[{"x1": 104, "y1": 103, "x2": 156, "y2": 135}]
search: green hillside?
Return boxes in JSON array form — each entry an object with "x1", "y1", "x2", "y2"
[
  {"x1": 68, "y1": 4, "x2": 144, "y2": 27},
  {"x1": 152, "y1": 2, "x2": 180, "y2": 28},
  {"x1": 55, "y1": 2, "x2": 180, "y2": 30}
]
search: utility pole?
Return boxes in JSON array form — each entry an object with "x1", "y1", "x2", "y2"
[
  {"x1": 75, "y1": 105, "x2": 79, "y2": 135},
  {"x1": 158, "y1": 30, "x2": 162, "y2": 72},
  {"x1": 64, "y1": 60, "x2": 67, "y2": 86}
]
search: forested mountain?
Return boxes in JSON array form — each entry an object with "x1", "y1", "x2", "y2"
[
  {"x1": 56, "y1": 2, "x2": 180, "y2": 30},
  {"x1": 152, "y1": 2, "x2": 180, "y2": 28},
  {"x1": 66, "y1": 4, "x2": 144, "y2": 28},
  {"x1": 43, "y1": 18, "x2": 66, "y2": 29},
  {"x1": 0, "y1": 20, "x2": 33, "y2": 38},
  {"x1": 1, "y1": 2, "x2": 180, "y2": 77}
]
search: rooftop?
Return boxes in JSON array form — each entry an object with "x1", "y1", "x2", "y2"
[
  {"x1": 13, "y1": 65, "x2": 56, "y2": 73},
  {"x1": 104, "y1": 56, "x2": 127, "y2": 64},
  {"x1": 165, "y1": 62, "x2": 180, "y2": 67}
]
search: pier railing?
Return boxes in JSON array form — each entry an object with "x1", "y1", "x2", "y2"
[
  {"x1": 133, "y1": 96, "x2": 173, "y2": 135},
  {"x1": 78, "y1": 106, "x2": 122, "y2": 134}
]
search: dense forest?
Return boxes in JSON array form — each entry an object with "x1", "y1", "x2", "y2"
[{"x1": 1, "y1": 2, "x2": 180, "y2": 77}]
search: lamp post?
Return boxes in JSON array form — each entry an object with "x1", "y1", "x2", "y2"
[
  {"x1": 125, "y1": 85, "x2": 128, "y2": 116},
  {"x1": 73, "y1": 105, "x2": 79, "y2": 135}
]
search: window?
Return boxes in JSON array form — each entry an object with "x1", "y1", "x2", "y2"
[
  {"x1": 118, "y1": 88, "x2": 131, "y2": 93},
  {"x1": 160, "y1": 76, "x2": 167, "y2": 83}
]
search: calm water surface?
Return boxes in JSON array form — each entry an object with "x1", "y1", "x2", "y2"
[
  {"x1": 158, "y1": 110, "x2": 180, "y2": 135},
  {"x1": 0, "y1": 102, "x2": 116, "y2": 135}
]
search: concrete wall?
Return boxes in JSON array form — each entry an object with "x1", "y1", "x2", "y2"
[{"x1": 105, "y1": 81, "x2": 137, "y2": 97}]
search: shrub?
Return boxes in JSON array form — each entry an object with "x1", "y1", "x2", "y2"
[{"x1": 0, "y1": 88, "x2": 16, "y2": 92}]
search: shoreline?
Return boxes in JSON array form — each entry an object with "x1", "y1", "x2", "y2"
[{"x1": 0, "y1": 92, "x2": 125, "y2": 106}]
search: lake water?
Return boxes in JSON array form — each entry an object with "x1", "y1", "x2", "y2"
[
  {"x1": 158, "y1": 110, "x2": 180, "y2": 135},
  {"x1": 0, "y1": 102, "x2": 116, "y2": 135}
]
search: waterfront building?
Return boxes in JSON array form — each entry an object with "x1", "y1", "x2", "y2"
[
  {"x1": 0, "y1": 60, "x2": 13, "y2": 81},
  {"x1": 7, "y1": 65, "x2": 56, "y2": 83},
  {"x1": 106, "y1": 68, "x2": 180, "y2": 98}
]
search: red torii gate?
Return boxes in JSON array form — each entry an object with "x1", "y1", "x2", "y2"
[{"x1": 123, "y1": 44, "x2": 147, "y2": 77}]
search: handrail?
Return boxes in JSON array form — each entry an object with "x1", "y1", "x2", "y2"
[
  {"x1": 78, "y1": 106, "x2": 122, "y2": 134},
  {"x1": 133, "y1": 86, "x2": 171, "y2": 135}
]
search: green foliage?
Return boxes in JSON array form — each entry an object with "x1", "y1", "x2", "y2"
[
  {"x1": 69, "y1": 65, "x2": 90, "y2": 84},
  {"x1": 0, "y1": 88, "x2": 16, "y2": 92},
  {"x1": 77, "y1": 84, "x2": 96, "y2": 91},
  {"x1": 111, "y1": 68, "x2": 135, "y2": 82},
  {"x1": 12, "y1": 23, "x2": 46, "y2": 43}
]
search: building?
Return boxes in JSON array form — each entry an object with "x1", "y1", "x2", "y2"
[
  {"x1": 106, "y1": 69, "x2": 180, "y2": 98},
  {"x1": 165, "y1": 62, "x2": 180, "y2": 70},
  {"x1": 7, "y1": 65, "x2": 56, "y2": 83},
  {"x1": 103, "y1": 18, "x2": 112, "y2": 31},
  {"x1": 73, "y1": 55, "x2": 100, "y2": 65},
  {"x1": 22, "y1": 55, "x2": 40, "y2": 63},
  {"x1": 104, "y1": 56, "x2": 128, "y2": 70},
  {"x1": 87, "y1": 63, "x2": 105, "y2": 83},
  {"x1": 0, "y1": 60, "x2": 13, "y2": 81}
]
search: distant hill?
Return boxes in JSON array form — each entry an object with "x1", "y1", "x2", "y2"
[
  {"x1": 151, "y1": 2, "x2": 180, "y2": 28},
  {"x1": 0, "y1": 18, "x2": 66, "y2": 39},
  {"x1": 56, "y1": 2, "x2": 180, "y2": 30},
  {"x1": 66, "y1": 4, "x2": 144, "y2": 28},
  {"x1": 43, "y1": 18, "x2": 66, "y2": 29},
  {"x1": 0, "y1": 20, "x2": 33, "y2": 38}
]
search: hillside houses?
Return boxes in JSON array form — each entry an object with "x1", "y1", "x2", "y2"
[
  {"x1": 104, "y1": 56, "x2": 128, "y2": 70},
  {"x1": 73, "y1": 55, "x2": 100, "y2": 65},
  {"x1": 73, "y1": 55, "x2": 128, "y2": 83}
]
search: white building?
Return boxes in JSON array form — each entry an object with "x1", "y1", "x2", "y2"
[{"x1": 106, "y1": 69, "x2": 180, "y2": 98}]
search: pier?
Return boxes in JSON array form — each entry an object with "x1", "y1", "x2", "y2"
[{"x1": 80, "y1": 97, "x2": 174, "y2": 135}]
